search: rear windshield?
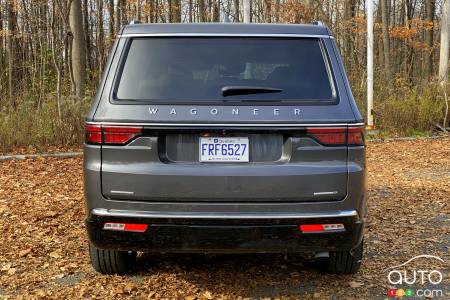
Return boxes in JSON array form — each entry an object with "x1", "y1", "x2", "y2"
[{"x1": 115, "y1": 38, "x2": 336, "y2": 103}]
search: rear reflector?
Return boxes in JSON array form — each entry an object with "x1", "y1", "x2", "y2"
[
  {"x1": 307, "y1": 127, "x2": 364, "y2": 146},
  {"x1": 299, "y1": 223, "x2": 345, "y2": 233},
  {"x1": 85, "y1": 124, "x2": 142, "y2": 145},
  {"x1": 103, "y1": 223, "x2": 148, "y2": 232}
]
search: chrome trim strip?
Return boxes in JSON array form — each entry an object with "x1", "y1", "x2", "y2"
[
  {"x1": 91, "y1": 208, "x2": 358, "y2": 220},
  {"x1": 86, "y1": 122, "x2": 365, "y2": 127},
  {"x1": 118, "y1": 33, "x2": 331, "y2": 38},
  {"x1": 110, "y1": 190, "x2": 135, "y2": 196},
  {"x1": 314, "y1": 191, "x2": 339, "y2": 196}
]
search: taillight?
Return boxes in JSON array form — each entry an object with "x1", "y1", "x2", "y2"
[
  {"x1": 347, "y1": 127, "x2": 365, "y2": 145},
  {"x1": 306, "y1": 127, "x2": 364, "y2": 146},
  {"x1": 307, "y1": 127, "x2": 346, "y2": 145},
  {"x1": 85, "y1": 124, "x2": 102, "y2": 144},
  {"x1": 102, "y1": 126, "x2": 142, "y2": 144},
  {"x1": 85, "y1": 124, "x2": 142, "y2": 145}
]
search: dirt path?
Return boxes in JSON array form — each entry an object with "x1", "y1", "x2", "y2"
[{"x1": 0, "y1": 139, "x2": 449, "y2": 299}]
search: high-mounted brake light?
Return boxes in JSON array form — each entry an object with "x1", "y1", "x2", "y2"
[
  {"x1": 306, "y1": 127, "x2": 364, "y2": 146},
  {"x1": 103, "y1": 223, "x2": 148, "y2": 232},
  {"x1": 299, "y1": 223, "x2": 345, "y2": 233},
  {"x1": 85, "y1": 124, "x2": 142, "y2": 145}
]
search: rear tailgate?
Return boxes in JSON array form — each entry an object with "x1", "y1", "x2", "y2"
[
  {"x1": 89, "y1": 35, "x2": 363, "y2": 203},
  {"x1": 98, "y1": 125, "x2": 358, "y2": 202}
]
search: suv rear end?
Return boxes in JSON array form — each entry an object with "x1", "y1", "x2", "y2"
[{"x1": 84, "y1": 23, "x2": 366, "y2": 275}]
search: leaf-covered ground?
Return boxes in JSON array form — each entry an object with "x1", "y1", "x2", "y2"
[{"x1": 0, "y1": 139, "x2": 449, "y2": 299}]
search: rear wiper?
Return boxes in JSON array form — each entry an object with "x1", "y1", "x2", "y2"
[{"x1": 221, "y1": 86, "x2": 283, "y2": 97}]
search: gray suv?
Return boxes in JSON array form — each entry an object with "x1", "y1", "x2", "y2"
[{"x1": 84, "y1": 23, "x2": 366, "y2": 275}]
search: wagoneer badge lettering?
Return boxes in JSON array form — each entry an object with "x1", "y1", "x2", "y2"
[{"x1": 148, "y1": 107, "x2": 302, "y2": 117}]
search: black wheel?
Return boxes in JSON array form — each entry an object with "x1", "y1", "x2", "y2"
[
  {"x1": 324, "y1": 240, "x2": 363, "y2": 274},
  {"x1": 89, "y1": 243, "x2": 137, "y2": 275}
]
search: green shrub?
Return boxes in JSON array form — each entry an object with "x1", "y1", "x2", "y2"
[
  {"x1": 376, "y1": 84, "x2": 444, "y2": 136},
  {"x1": 0, "y1": 97, "x2": 90, "y2": 153},
  {"x1": 352, "y1": 72, "x2": 445, "y2": 136}
]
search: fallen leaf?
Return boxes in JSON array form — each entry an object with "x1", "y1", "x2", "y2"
[
  {"x1": 49, "y1": 251, "x2": 60, "y2": 259},
  {"x1": 114, "y1": 286, "x2": 124, "y2": 295},
  {"x1": 1, "y1": 263, "x2": 12, "y2": 271},
  {"x1": 124, "y1": 283, "x2": 136, "y2": 293},
  {"x1": 18, "y1": 248, "x2": 32, "y2": 258},
  {"x1": 7, "y1": 268, "x2": 16, "y2": 275},
  {"x1": 348, "y1": 281, "x2": 364, "y2": 288}
]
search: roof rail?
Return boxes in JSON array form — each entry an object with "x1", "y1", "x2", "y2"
[
  {"x1": 311, "y1": 21, "x2": 324, "y2": 26},
  {"x1": 129, "y1": 20, "x2": 141, "y2": 25}
]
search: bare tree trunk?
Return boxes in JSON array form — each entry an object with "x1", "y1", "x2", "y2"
[
  {"x1": 189, "y1": 0, "x2": 193, "y2": 22},
  {"x1": 439, "y1": 0, "x2": 450, "y2": 129},
  {"x1": 151, "y1": 1, "x2": 156, "y2": 22},
  {"x1": 264, "y1": 0, "x2": 271, "y2": 22},
  {"x1": 243, "y1": 0, "x2": 251, "y2": 23},
  {"x1": 108, "y1": 0, "x2": 115, "y2": 39},
  {"x1": 423, "y1": 0, "x2": 435, "y2": 79},
  {"x1": 70, "y1": 0, "x2": 86, "y2": 99},
  {"x1": 7, "y1": 0, "x2": 16, "y2": 106},
  {"x1": 51, "y1": 3, "x2": 62, "y2": 119},
  {"x1": 82, "y1": 0, "x2": 92, "y2": 81},
  {"x1": 97, "y1": 0, "x2": 105, "y2": 81},
  {"x1": 233, "y1": 0, "x2": 239, "y2": 22},
  {"x1": 381, "y1": 0, "x2": 391, "y2": 79},
  {"x1": 119, "y1": 0, "x2": 127, "y2": 26},
  {"x1": 136, "y1": 0, "x2": 141, "y2": 21},
  {"x1": 168, "y1": 0, "x2": 173, "y2": 22},
  {"x1": 0, "y1": 1, "x2": 3, "y2": 97},
  {"x1": 344, "y1": 0, "x2": 356, "y2": 71},
  {"x1": 439, "y1": 0, "x2": 450, "y2": 85},
  {"x1": 169, "y1": 0, "x2": 181, "y2": 22},
  {"x1": 213, "y1": 0, "x2": 220, "y2": 22},
  {"x1": 198, "y1": 0, "x2": 206, "y2": 22},
  {"x1": 115, "y1": 0, "x2": 121, "y2": 33}
]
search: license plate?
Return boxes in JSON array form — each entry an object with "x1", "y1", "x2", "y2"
[{"x1": 199, "y1": 137, "x2": 249, "y2": 162}]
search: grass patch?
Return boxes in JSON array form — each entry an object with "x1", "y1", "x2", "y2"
[
  {"x1": 353, "y1": 74, "x2": 445, "y2": 137},
  {"x1": 0, "y1": 97, "x2": 90, "y2": 153}
]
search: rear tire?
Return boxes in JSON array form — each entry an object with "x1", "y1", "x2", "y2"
[
  {"x1": 324, "y1": 240, "x2": 363, "y2": 274},
  {"x1": 89, "y1": 243, "x2": 137, "y2": 274}
]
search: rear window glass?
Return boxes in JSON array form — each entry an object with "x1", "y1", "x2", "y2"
[{"x1": 115, "y1": 38, "x2": 336, "y2": 103}]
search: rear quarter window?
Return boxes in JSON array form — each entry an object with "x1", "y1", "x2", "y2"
[{"x1": 114, "y1": 37, "x2": 337, "y2": 104}]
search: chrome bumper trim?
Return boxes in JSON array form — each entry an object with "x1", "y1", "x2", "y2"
[{"x1": 91, "y1": 208, "x2": 358, "y2": 220}]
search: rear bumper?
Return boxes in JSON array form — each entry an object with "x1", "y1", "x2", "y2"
[{"x1": 86, "y1": 209, "x2": 364, "y2": 253}]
